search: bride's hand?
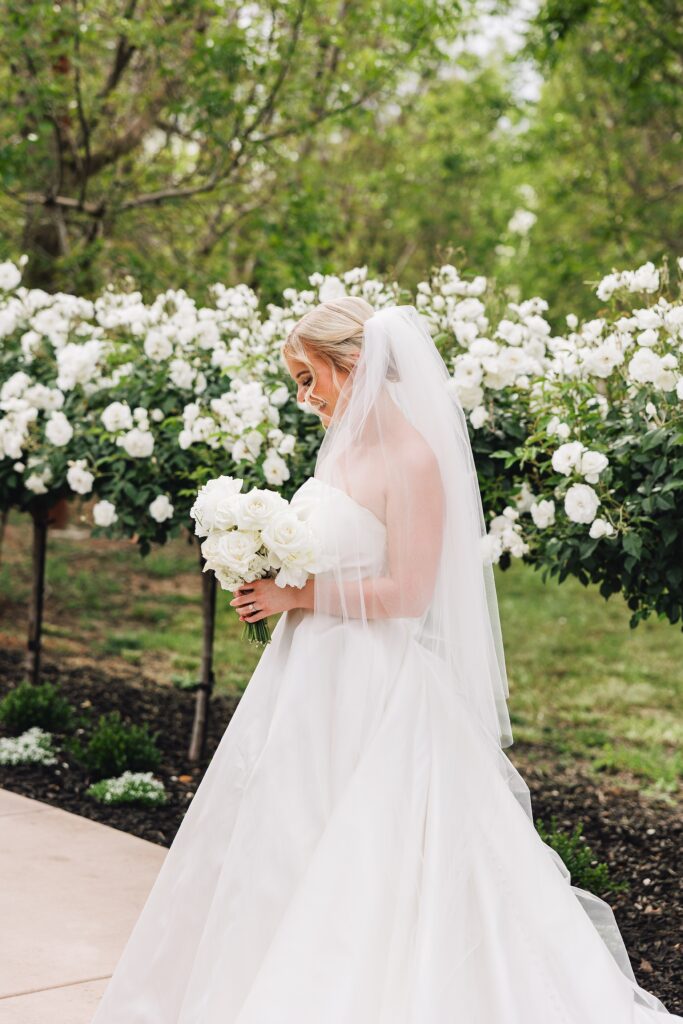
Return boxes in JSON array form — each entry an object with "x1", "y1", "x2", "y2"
[{"x1": 229, "y1": 578, "x2": 302, "y2": 623}]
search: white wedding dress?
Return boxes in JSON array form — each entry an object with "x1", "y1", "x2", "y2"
[{"x1": 91, "y1": 475, "x2": 681, "y2": 1023}]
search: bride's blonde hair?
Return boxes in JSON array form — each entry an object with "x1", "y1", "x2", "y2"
[{"x1": 282, "y1": 296, "x2": 399, "y2": 394}]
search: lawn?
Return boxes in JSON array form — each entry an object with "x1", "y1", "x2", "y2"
[{"x1": 1, "y1": 508, "x2": 681, "y2": 796}]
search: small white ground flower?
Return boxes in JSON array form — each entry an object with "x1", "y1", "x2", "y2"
[{"x1": 0, "y1": 727, "x2": 58, "y2": 766}]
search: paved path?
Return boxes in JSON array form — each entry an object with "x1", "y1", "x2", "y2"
[{"x1": 0, "y1": 788, "x2": 165, "y2": 1023}]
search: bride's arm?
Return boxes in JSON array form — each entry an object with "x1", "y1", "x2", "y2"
[{"x1": 298, "y1": 450, "x2": 445, "y2": 620}]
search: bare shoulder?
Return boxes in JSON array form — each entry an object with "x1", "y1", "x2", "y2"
[
  {"x1": 390, "y1": 418, "x2": 441, "y2": 485},
  {"x1": 397, "y1": 417, "x2": 440, "y2": 473}
]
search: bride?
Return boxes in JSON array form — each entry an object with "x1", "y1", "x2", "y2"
[{"x1": 91, "y1": 298, "x2": 680, "y2": 1022}]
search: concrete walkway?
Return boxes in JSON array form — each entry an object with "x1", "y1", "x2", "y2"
[{"x1": 0, "y1": 788, "x2": 165, "y2": 1023}]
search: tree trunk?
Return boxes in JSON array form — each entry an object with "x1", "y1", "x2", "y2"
[
  {"x1": 25, "y1": 504, "x2": 50, "y2": 685},
  {"x1": 188, "y1": 538, "x2": 217, "y2": 762},
  {"x1": 21, "y1": 203, "x2": 70, "y2": 293}
]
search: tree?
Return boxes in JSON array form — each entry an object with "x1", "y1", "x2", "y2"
[
  {"x1": 490, "y1": 0, "x2": 683, "y2": 313},
  {"x1": 0, "y1": 0, "x2": 461, "y2": 294}
]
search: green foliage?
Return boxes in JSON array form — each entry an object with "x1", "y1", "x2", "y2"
[
  {"x1": 535, "y1": 815, "x2": 628, "y2": 897},
  {"x1": 67, "y1": 709, "x2": 162, "y2": 780},
  {"x1": 506, "y1": 0, "x2": 683, "y2": 313},
  {"x1": 0, "y1": 0, "x2": 459, "y2": 296},
  {"x1": 499, "y1": 392, "x2": 683, "y2": 629},
  {"x1": 0, "y1": 680, "x2": 75, "y2": 735}
]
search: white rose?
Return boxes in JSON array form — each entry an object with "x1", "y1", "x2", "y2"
[
  {"x1": 589, "y1": 517, "x2": 615, "y2": 539},
  {"x1": 319, "y1": 276, "x2": 346, "y2": 302},
  {"x1": 564, "y1": 483, "x2": 600, "y2": 524},
  {"x1": 470, "y1": 405, "x2": 489, "y2": 430},
  {"x1": 513, "y1": 480, "x2": 536, "y2": 513},
  {"x1": 551, "y1": 441, "x2": 585, "y2": 476},
  {"x1": 263, "y1": 451, "x2": 290, "y2": 486},
  {"x1": 0, "y1": 261, "x2": 21, "y2": 291},
  {"x1": 25, "y1": 472, "x2": 49, "y2": 494},
  {"x1": 596, "y1": 273, "x2": 621, "y2": 301},
  {"x1": 213, "y1": 495, "x2": 242, "y2": 531},
  {"x1": 169, "y1": 358, "x2": 196, "y2": 390},
  {"x1": 637, "y1": 328, "x2": 658, "y2": 348},
  {"x1": 235, "y1": 488, "x2": 289, "y2": 531},
  {"x1": 67, "y1": 459, "x2": 94, "y2": 495},
  {"x1": 269, "y1": 384, "x2": 290, "y2": 407},
  {"x1": 151, "y1": 408, "x2": 165, "y2": 422},
  {"x1": 149, "y1": 494, "x2": 174, "y2": 523},
  {"x1": 121, "y1": 427, "x2": 154, "y2": 458},
  {"x1": 190, "y1": 475, "x2": 243, "y2": 536},
  {"x1": 580, "y1": 450, "x2": 609, "y2": 484},
  {"x1": 213, "y1": 529, "x2": 262, "y2": 575},
  {"x1": 628, "y1": 348, "x2": 663, "y2": 384},
  {"x1": 244, "y1": 429, "x2": 264, "y2": 458},
  {"x1": 481, "y1": 532, "x2": 503, "y2": 564},
  {"x1": 93, "y1": 500, "x2": 118, "y2": 527},
  {"x1": 144, "y1": 330, "x2": 173, "y2": 361},
  {"x1": 277, "y1": 433, "x2": 296, "y2": 455},
  {"x1": 262, "y1": 512, "x2": 319, "y2": 579},
  {"x1": 447, "y1": 378, "x2": 483, "y2": 411},
  {"x1": 530, "y1": 499, "x2": 556, "y2": 529},
  {"x1": 45, "y1": 411, "x2": 73, "y2": 447},
  {"x1": 102, "y1": 401, "x2": 134, "y2": 432},
  {"x1": 628, "y1": 261, "x2": 659, "y2": 293}
]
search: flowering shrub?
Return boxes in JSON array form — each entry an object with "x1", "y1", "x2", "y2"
[
  {"x1": 85, "y1": 770, "x2": 167, "y2": 807},
  {"x1": 456, "y1": 259, "x2": 683, "y2": 628},
  {"x1": 0, "y1": 261, "x2": 110, "y2": 514},
  {"x1": 1, "y1": 254, "x2": 682, "y2": 634},
  {"x1": 0, "y1": 270, "x2": 299, "y2": 552},
  {"x1": 0, "y1": 726, "x2": 58, "y2": 766}
]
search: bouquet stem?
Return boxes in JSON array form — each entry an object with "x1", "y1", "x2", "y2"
[{"x1": 242, "y1": 618, "x2": 271, "y2": 647}]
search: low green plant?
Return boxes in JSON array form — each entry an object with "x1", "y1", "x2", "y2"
[
  {"x1": 535, "y1": 815, "x2": 629, "y2": 898},
  {"x1": 171, "y1": 672, "x2": 200, "y2": 692},
  {"x1": 67, "y1": 709, "x2": 162, "y2": 780},
  {"x1": 85, "y1": 770, "x2": 167, "y2": 806},
  {"x1": 0, "y1": 680, "x2": 75, "y2": 735}
]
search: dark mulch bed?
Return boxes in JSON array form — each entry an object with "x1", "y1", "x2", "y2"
[{"x1": 1, "y1": 648, "x2": 681, "y2": 1013}]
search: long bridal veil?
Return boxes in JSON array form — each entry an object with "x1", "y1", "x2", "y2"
[
  {"x1": 310, "y1": 303, "x2": 513, "y2": 749},
  {"x1": 298, "y1": 303, "x2": 669, "y2": 1016}
]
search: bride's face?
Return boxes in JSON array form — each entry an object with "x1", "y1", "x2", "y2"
[{"x1": 284, "y1": 345, "x2": 356, "y2": 428}]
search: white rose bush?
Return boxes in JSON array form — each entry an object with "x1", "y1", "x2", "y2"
[
  {"x1": 421, "y1": 258, "x2": 682, "y2": 630},
  {"x1": 0, "y1": 266, "x2": 302, "y2": 757},
  {"x1": 0, "y1": 266, "x2": 112, "y2": 682},
  {"x1": 2, "y1": 252, "x2": 682, "y2": 756},
  {"x1": 190, "y1": 475, "x2": 323, "y2": 646}
]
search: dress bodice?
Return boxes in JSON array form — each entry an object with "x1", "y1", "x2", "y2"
[{"x1": 290, "y1": 477, "x2": 387, "y2": 580}]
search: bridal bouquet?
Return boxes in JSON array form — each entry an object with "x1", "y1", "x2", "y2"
[{"x1": 190, "y1": 475, "x2": 321, "y2": 646}]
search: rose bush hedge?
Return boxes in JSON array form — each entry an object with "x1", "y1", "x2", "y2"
[{"x1": 1, "y1": 255, "x2": 682, "y2": 632}]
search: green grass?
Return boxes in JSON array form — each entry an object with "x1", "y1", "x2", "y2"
[
  {"x1": 2, "y1": 509, "x2": 682, "y2": 793},
  {"x1": 495, "y1": 560, "x2": 683, "y2": 796}
]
